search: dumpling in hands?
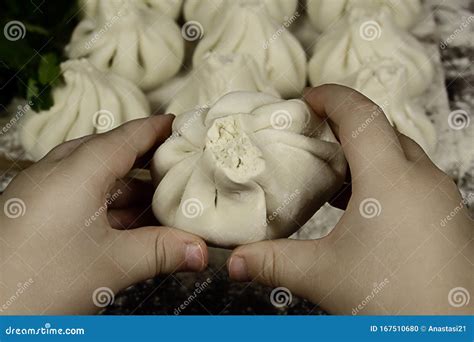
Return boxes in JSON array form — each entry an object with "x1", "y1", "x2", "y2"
[
  {"x1": 20, "y1": 59, "x2": 150, "y2": 161},
  {"x1": 67, "y1": 0, "x2": 184, "y2": 90},
  {"x1": 308, "y1": 8, "x2": 434, "y2": 97},
  {"x1": 338, "y1": 60, "x2": 437, "y2": 154},
  {"x1": 306, "y1": 0, "x2": 422, "y2": 32},
  {"x1": 184, "y1": 0, "x2": 298, "y2": 29},
  {"x1": 151, "y1": 91, "x2": 347, "y2": 247},
  {"x1": 192, "y1": 1, "x2": 306, "y2": 98},
  {"x1": 167, "y1": 53, "x2": 279, "y2": 115}
]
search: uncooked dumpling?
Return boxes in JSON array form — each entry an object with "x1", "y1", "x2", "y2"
[
  {"x1": 308, "y1": 8, "x2": 434, "y2": 97},
  {"x1": 193, "y1": 2, "x2": 306, "y2": 98},
  {"x1": 306, "y1": 0, "x2": 422, "y2": 32},
  {"x1": 80, "y1": 0, "x2": 183, "y2": 19},
  {"x1": 184, "y1": 0, "x2": 298, "y2": 29},
  {"x1": 20, "y1": 59, "x2": 150, "y2": 160},
  {"x1": 151, "y1": 91, "x2": 347, "y2": 246},
  {"x1": 338, "y1": 59, "x2": 437, "y2": 154},
  {"x1": 167, "y1": 53, "x2": 279, "y2": 115},
  {"x1": 66, "y1": 0, "x2": 184, "y2": 91}
]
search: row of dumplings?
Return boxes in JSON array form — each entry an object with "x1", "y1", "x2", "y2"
[
  {"x1": 307, "y1": 0, "x2": 437, "y2": 154},
  {"x1": 20, "y1": 0, "x2": 437, "y2": 160}
]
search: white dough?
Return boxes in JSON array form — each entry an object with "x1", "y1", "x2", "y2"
[
  {"x1": 308, "y1": 8, "x2": 434, "y2": 97},
  {"x1": 184, "y1": 0, "x2": 298, "y2": 29},
  {"x1": 167, "y1": 53, "x2": 280, "y2": 115},
  {"x1": 20, "y1": 59, "x2": 150, "y2": 161},
  {"x1": 338, "y1": 60, "x2": 437, "y2": 154},
  {"x1": 151, "y1": 91, "x2": 347, "y2": 246},
  {"x1": 306, "y1": 0, "x2": 422, "y2": 32},
  {"x1": 192, "y1": 2, "x2": 306, "y2": 98},
  {"x1": 66, "y1": 0, "x2": 184, "y2": 91}
]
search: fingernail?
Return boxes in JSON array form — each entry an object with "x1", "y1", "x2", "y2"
[
  {"x1": 229, "y1": 256, "x2": 249, "y2": 282},
  {"x1": 185, "y1": 243, "x2": 204, "y2": 271}
]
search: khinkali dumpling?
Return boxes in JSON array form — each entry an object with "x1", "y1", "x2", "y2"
[
  {"x1": 20, "y1": 59, "x2": 150, "y2": 160},
  {"x1": 338, "y1": 60, "x2": 437, "y2": 153},
  {"x1": 66, "y1": 0, "x2": 184, "y2": 91},
  {"x1": 306, "y1": 0, "x2": 422, "y2": 32},
  {"x1": 167, "y1": 53, "x2": 279, "y2": 114},
  {"x1": 81, "y1": 0, "x2": 183, "y2": 19},
  {"x1": 184, "y1": 0, "x2": 298, "y2": 29},
  {"x1": 308, "y1": 8, "x2": 434, "y2": 97},
  {"x1": 151, "y1": 91, "x2": 346, "y2": 246},
  {"x1": 193, "y1": 2, "x2": 306, "y2": 98}
]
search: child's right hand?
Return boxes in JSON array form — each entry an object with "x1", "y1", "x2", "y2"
[{"x1": 228, "y1": 85, "x2": 473, "y2": 315}]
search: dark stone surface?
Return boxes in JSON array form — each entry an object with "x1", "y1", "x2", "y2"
[{"x1": 102, "y1": 254, "x2": 325, "y2": 315}]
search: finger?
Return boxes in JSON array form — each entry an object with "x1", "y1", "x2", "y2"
[
  {"x1": 396, "y1": 132, "x2": 432, "y2": 164},
  {"x1": 107, "y1": 207, "x2": 158, "y2": 230},
  {"x1": 110, "y1": 227, "x2": 208, "y2": 284},
  {"x1": 42, "y1": 134, "x2": 96, "y2": 162},
  {"x1": 107, "y1": 178, "x2": 154, "y2": 209},
  {"x1": 304, "y1": 85, "x2": 407, "y2": 179},
  {"x1": 228, "y1": 239, "x2": 320, "y2": 298},
  {"x1": 67, "y1": 114, "x2": 174, "y2": 189}
]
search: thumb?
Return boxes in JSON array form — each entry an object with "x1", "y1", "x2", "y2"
[
  {"x1": 111, "y1": 227, "x2": 208, "y2": 284},
  {"x1": 228, "y1": 239, "x2": 321, "y2": 300}
]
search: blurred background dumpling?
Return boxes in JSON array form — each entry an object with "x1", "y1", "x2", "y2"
[
  {"x1": 80, "y1": 0, "x2": 183, "y2": 20},
  {"x1": 306, "y1": 0, "x2": 422, "y2": 32},
  {"x1": 66, "y1": 0, "x2": 184, "y2": 91},
  {"x1": 192, "y1": 1, "x2": 306, "y2": 98},
  {"x1": 20, "y1": 59, "x2": 150, "y2": 161},
  {"x1": 308, "y1": 8, "x2": 434, "y2": 97},
  {"x1": 337, "y1": 60, "x2": 437, "y2": 154},
  {"x1": 184, "y1": 0, "x2": 298, "y2": 30},
  {"x1": 167, "y1": 53, "x2": 279, "y2": 115}
]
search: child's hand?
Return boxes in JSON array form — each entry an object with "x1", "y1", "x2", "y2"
[
  {"x1": 228, "y1": 85, "x2": 473, "y2": 315},
  {"x1": 0, "y1": 115, "x2": 208, "y2": 314}
]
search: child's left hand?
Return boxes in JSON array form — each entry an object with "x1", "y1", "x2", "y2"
[{"x1": 0, "y1": 115, "x2": 208, "y2": 314}]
